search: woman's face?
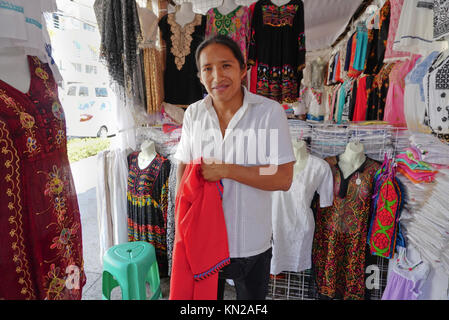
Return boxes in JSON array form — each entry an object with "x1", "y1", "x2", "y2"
[{"x1": 198, "y1": 43, "x2": 247, "y2": 107}]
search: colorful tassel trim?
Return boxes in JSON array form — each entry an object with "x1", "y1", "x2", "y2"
[{"x1": 193, "y1": 257, "x2": 231, "y2": 281}]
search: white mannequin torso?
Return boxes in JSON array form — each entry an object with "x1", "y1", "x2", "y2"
[
  {"x1": 271, "y1": 0, "x2": 291, "y2": 7},
  {"x1": 175, "y1": 2, "x2": 196, "y2": 28},
  {"x1": 338, "y1": 142, "x2": 366, "y2": 179},
  {"x1": 293, "y1": 140, "x2": 309, "y2": 176},
  {"x1": 217, "y1": 0, "x2": 239, "y2": 15},
  {"x1": 0, "y1": 47, "x2": 31, "y2": 93},
  {"x1": 138, "y1": 140, "x2": 157, "y2": 169}
]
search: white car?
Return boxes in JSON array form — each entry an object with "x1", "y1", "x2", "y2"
[{"x1": 60, "y1": 83, "x2": 118, "y2": 138}]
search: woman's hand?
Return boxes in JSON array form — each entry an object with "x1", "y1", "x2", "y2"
[{"x1": 201, "y1": 158, "x2": 229, "y2": 182}]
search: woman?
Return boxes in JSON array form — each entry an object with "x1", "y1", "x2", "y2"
[{"x1": 174, "y1": 35, "x2": 295, "y2": 300}]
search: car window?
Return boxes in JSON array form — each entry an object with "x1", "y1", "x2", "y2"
[
  {"x1": 79, "y1": 86, "x2": 89, "y2": 97},
  {"x1": 67, "y1": 86, "x2": 76, "y2": 96},
  {"x1": 95, "y1": 87, "x2": 108, "y2": 97}
]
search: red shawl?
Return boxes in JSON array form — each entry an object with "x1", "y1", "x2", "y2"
[{"x1": 169, "y1": 163, "x2": 230, "y2": 300}]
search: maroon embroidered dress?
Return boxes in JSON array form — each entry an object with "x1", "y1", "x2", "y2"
[
  {"x1": 0, "y1": 56, "x2": 85, "y2": 300},
  {"x1": 127, "y1": 151, "x2": 170, "y2": 277},
  {"x1": 248, "y1": 0, "x2": 306, "y2": 104},
  {"x1": 312, "y1": 156, "x2": 380, "y2": 300}
]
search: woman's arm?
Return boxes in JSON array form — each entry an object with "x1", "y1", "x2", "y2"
[{"x1": 201, "y1": 160, "x2": 295, "y2": 192}]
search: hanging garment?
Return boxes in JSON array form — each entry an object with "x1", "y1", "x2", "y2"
[
  {"x1": 95, "y1": 0, "x2": 145, "y2": 103},
  {"x1": 364, "y1": 20, "x2": 380, "y2": 75},
  {"x1": 384, "y1": 56, "x2": 420, "y2": 125},
  {"x1": 377, "y1": 0, "x2": 391, "y2": 70},
  {"x1": 158, "y1": 13, "x2": 206, "y2": 105},
  {"x1": 394, "y1": 0, "x2": 448, "y2": 55},
  {"x1": 169, "y1": 163, "x2": 230, "y2": 300},
  {"x1": 0, "y1": 56, "x2": 85, "y2": 300},
  {"x1": 96, "y1": 148, "x2": 130, "y2": 260},
  {"x1": 383, "y1": 0, "x2": 410, "y2": 62},
  {"x1": 433, "y1": 0, "x2": 449, "y2": 40},
  {"x1": 404, "y1": 51, "x2": 439, "y2": 132},
  {"x1": 312, "y1": 156, "x2": 381, "y2": 300},
  {"x1": 352, "y1": 76, "x2": 368, "y2": 121},
  {"x1": 366, "y1": 63, "x2": 396, "y2": 121},
  {"x1": 347, "y1": 31, "x2": 362, "y2": 79},
  {"x1": 382, "y1": 247, "x2": 430, "y2": 300},
  {"x1": 248, "y1": 0, "x2": 305, "y2": 103},
  {"x1": 206, "y1": 6, "x2": 251, "y2": 61},
  {"x1": 424, "y1": 52, "x2": 449, "y2": 135},
  {"x1": 127, "y1": 151, "x2": 171, "y2": 276},
  {"x1": 271, "y1": 155, "x2": 333, "y2": 275},
  {"x1": 353, "y1": 24, "x2": 369, "y2": 72},
  {"x1": 367, "y1": 157, "x2": 404, "y2": 259}
]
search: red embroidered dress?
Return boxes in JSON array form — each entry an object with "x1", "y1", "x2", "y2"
[{"x1": 0, "y1": 56, "x2": 85, "y2": 300}]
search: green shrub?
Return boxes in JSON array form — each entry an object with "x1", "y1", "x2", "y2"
[{"x1": 67, "y1": 137, "x2": 111, "y2": 163}]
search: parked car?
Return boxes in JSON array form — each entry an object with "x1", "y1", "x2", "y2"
[{"x1": 60, "y1": 83, "x2": 118, "y2": 138}]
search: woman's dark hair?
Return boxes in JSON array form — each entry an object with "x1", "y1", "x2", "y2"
[{"x1": 195, "y1": 35, "x2": 246, "y2": 72}]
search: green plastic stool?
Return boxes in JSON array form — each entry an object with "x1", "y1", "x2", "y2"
[{"x1": 102, "y1": 241, "x2": 162, "y2": 300}]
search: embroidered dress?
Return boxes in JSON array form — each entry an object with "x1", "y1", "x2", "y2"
[
  {"x1": 0, "y1": 56, "x2": 85, "y2": 300},
  {"x1": 366, "y1": 63, "x2": 396, "y2": 121},
  {"x1": 158, "y1": 13, "x2": 206, "y2": 105},
  {"x1": 383, "y1": 0, "x2": 410, "y2": 63},
  {"x1": 394, "y1": 0, "x2": 448, "y2": 55},
  {"x1": 312, "y1": 156, "x2": 381, "y2": 300},
  {"x1": 248, "y1": 0, "x2": 305, "y2": 103},
  {"x1": 424, "y1": 53, "x2": 449, "y2": 135},
  {"x1": 433, "y1": 0, "x2": 449, "y2": 40},
  {"x1": 127, "y1": 151, "x2": 171, "y2": 276},
  {"x1": 205, "y1": 6, "x2": 251, "y2": 61}
]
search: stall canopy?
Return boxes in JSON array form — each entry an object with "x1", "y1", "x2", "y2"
[{"x1": 304, "y1": 0, "x2": 364, "y2": 51}]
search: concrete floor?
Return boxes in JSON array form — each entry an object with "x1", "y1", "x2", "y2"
[{"x1": 71, "y1": 155, "x2": 236, "y2": 300}]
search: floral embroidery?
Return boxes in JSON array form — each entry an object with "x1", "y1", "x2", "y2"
[
  {"x1": 262, "y1": 4, "x2": 299, "y2": 27},
  {"x1": 257, "y1": 62, "x2": 299, "y2": 103},
  {"x1": 0, "y1": 120, "x2": 35, "y2": 299},
  {"x1": 31, "y1": 57, "x2": 65, "y2": 148},
  {"x1": 35, "y1": 67, "x2": 49, "y2": 81},
  {"x1": 19, "y1": 112, "x2": 35, "y2": 129},
  {"x1": 167, "y1": 13, "x2": 203, "y2": 70},
  {"x1": 0, "y1": 89, "x2": 40, "y2": 155},
  {"x1": 51, "y1": 101, "x2": 65, "y2": 120},
  {"x1": 44, "y1": 264, "x2": 66, "y2": 300}
]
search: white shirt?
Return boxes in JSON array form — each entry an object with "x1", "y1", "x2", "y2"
[
  {"x1": 271, "y1": 155, "x2": 333, "y2": 274},
  {"x1": 174, "y1": 87, "x2": 296, "y2": 258}
]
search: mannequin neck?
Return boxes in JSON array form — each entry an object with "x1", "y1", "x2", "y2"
[
  {"x1": 138, "y1": 141, "x2": 157, "y2": 169},
  {"x1": 175, "y1": 2, "x2": 195, "y2": 27},
  {"x1": 271, "y1": 0, "x2": 291, "y2": 7},
  {"x1": 0, "y1": 47, "x2": 31, "y2": 93},
  {"x1": 217, "y1": 0, "x2": 239, "y2": 15},
  {"x1": 293, "y1": 140, "x2": 309, "y2": 175},
  {"x1": 338, "y1": 142, "x2": 366, "y2": 179},
  {"x1": 293, "y1": 140, "x2": 309, "y2": 161}
]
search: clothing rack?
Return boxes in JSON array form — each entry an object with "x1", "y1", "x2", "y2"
[{"x1": 267, "y1": 121, "x2": 408, "y2": 300}]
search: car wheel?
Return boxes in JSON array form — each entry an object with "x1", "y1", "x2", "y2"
[{"x1": 97, "y1": 126, "x2": 108, "y2": 138}]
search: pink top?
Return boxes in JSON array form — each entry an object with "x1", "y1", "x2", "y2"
[{"x1": 384, "y1": 55, "x2": 420, "y2": 124}]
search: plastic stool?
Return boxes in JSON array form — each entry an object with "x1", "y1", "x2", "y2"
[{"x1": 102, "y1": 241, "x2": 162, "y2": 300}]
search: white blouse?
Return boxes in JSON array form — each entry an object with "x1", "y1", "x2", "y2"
[
  {"x1": 394, "y1": 0, "x2": 448, "y2": 55},
  {"x1": 271, "y1": 154, "x2": 333, "y2": 275}
]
